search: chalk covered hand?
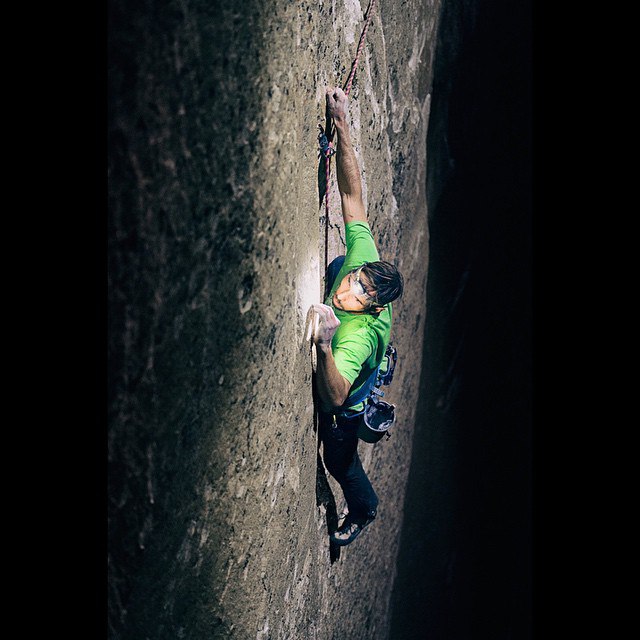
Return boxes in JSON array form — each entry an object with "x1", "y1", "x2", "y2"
[
  {"x1": 326, "y1": 87, "x2": 349, "y2": 123},
  {"x1": 311, "y1": 303, "x2": 341, "y2": 347}
]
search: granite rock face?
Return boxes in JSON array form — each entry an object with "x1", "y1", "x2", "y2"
[{"x1": 108, "y1": 1, "x2": 440, "y2": 638}]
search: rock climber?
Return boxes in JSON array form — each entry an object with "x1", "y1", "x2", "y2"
[{"x1": 312, "y1": 86, "x2": 404, "y2": 546}]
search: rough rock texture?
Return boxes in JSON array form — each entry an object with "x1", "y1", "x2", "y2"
[{"x1": 108, "y1": 1, "x2": 440, "y2": 639}]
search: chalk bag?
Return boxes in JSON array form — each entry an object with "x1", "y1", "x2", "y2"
[{"x1": 358, "y1": 399, "x2": 396, "y2": 443}]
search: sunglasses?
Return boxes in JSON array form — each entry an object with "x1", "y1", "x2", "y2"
[{"x1": 349, "y1": 265, "x2": 380, "y2": 306}]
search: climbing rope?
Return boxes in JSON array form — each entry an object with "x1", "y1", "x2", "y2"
[
  {"x1": 344, "y1": 0, "x2": 377, "y2": 97},
  {"x1": 319, "y1": 0, "x2": 377, "y2": 273}
]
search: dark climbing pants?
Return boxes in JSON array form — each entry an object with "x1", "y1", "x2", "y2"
[{"x1": 319, "y1": 412, "x2": 378, "y2": 525}]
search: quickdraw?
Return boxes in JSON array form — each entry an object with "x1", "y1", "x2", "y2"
[{"x1": 318, "y1": 124, "x2": 335, "y2": 160}]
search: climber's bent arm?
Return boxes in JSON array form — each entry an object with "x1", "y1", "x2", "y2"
[
  {"x1": 315, "y1": 344, "x2": 352, "y2": 408},
  {"x1": 311, "y1": 303, "x2": 352, "y2": 408}
]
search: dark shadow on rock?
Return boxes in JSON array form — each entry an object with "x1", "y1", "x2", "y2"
[
  {"x1": 388, "y1": 0, "x2": 533, "y2": 637},
  {"x1": 316, "y1": 449, "x2": 341, "y2": 563},
  {"x1": 317, "y1": 144, "x2": 330, "y2": 211},
  {"x1": 312, "y1": 376, "x2": 319, "y2": 436},
  {"x1": 317, "y1": 105, "x2": 334, "y2": 209},
  {"x1": 312, "y1": 369, "x2": 341, "y2": 563}
]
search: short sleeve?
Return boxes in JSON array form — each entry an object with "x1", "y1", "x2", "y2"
[
  {"x1": 325, "y1": 222, "x2": 381, "y2": 302},
  {"x1": 343, "y1": 222, "x2": 380, "y2": 272}
]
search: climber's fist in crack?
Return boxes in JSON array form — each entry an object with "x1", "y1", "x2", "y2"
[{"x1": 326, "y1": 87, "x2": 349, "y2": 123}]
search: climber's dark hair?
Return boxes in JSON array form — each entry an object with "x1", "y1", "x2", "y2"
[{"x1": 361, "y1": 261, "x2": 404, "y2": 307}]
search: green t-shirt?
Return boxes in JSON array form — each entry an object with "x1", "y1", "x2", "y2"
[{"x1": 323, "y1": 221, "x2": 392, "y2": 412}]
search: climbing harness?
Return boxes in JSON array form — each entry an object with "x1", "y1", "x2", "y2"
[
  {"x1": 325, "y1": 344, "x2": 397, "y2": 444},
  {"x1": 319, "y1": 0, "x2": 378, "y2": 273},
  {"x1": 334, "y1": 343, "x2": 398, "y2": 444}
]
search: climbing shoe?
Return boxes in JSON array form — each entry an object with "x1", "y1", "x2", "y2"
[{"x1": 330, "y1": 516, "x2": 374, "y2": 546}]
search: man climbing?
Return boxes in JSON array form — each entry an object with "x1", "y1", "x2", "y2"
[{"x1": 312, "y1": 86, "x2": 404, "y2": 546}]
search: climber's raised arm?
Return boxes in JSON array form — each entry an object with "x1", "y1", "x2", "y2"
[{"x1": 326, "y1": 87, "x2": 367, "y2": 225}]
